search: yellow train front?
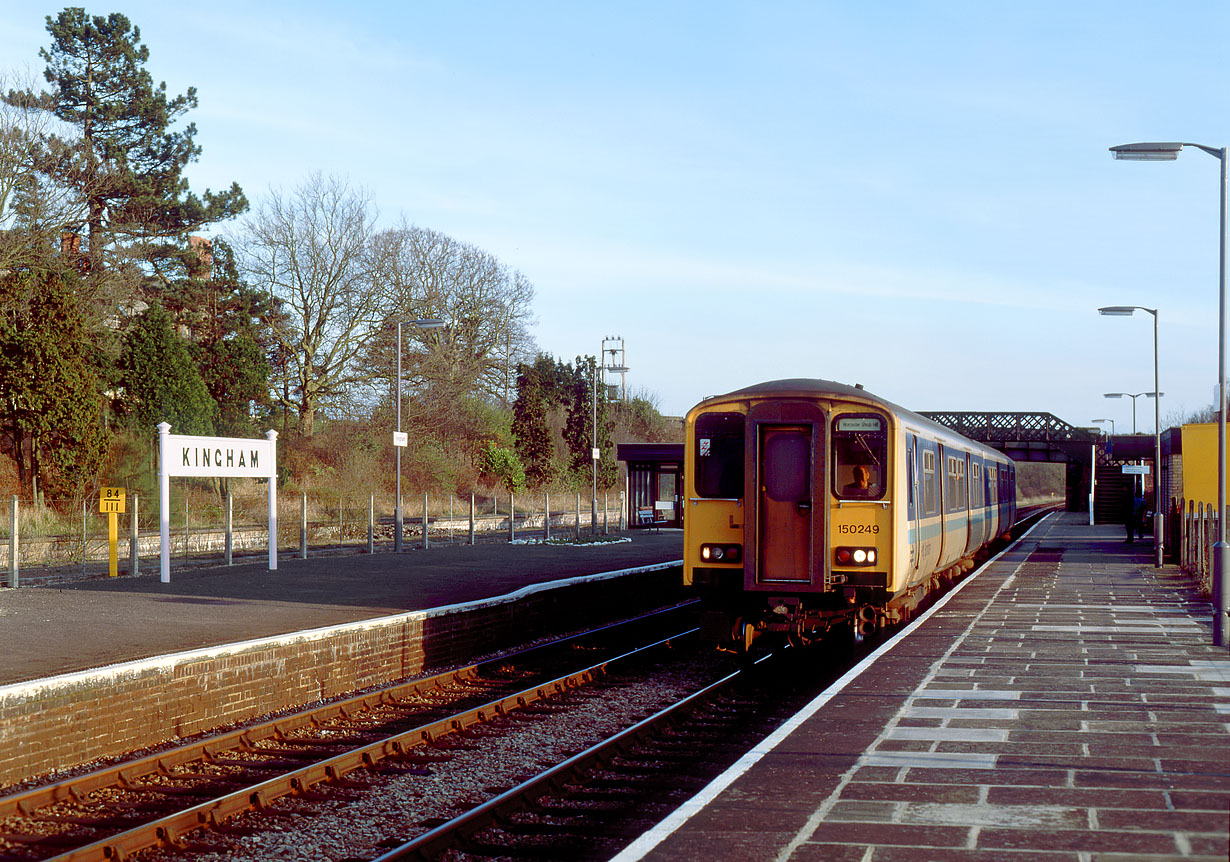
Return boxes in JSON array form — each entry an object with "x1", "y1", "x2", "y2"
[{"x1": 684, "y1": 378, "x2": 1015, "y2": 651}]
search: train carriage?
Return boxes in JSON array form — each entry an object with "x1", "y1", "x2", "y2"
[{"x1": 684, "y1": 379, "x2": 1015, "y2": 650}]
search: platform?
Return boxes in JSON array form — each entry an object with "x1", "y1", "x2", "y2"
[
  {"x1": 0, "y1": 531, "x2": 684, "y2": 686},
  {"x1": 620, "y1": 513, "x2": 1230, "y2": 861}
]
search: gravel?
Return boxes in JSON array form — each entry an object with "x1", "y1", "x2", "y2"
[{"x1": 135, "y1": 653, "x2": 733, "y2": 862}]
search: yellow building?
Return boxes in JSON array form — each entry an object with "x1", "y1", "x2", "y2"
[{"x1": 1180, "y1": 423, "x2": 1224, "y2": 509}]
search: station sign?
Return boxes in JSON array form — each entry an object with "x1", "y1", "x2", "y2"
[
  {"x1": 393, "y1": 431, "x2": 408, "y2": 448},
  {"x1": 1121, "y1": 465, "x2": 1150, "y2": 475}
]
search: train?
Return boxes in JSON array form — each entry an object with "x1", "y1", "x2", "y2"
[{"x1": 683, "y1": 378, "x2": 1016, "y2": 650}]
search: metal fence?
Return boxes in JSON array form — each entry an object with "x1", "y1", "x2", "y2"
[
  {"x1": 1174, "y1": 497, "x2": 1218, "y2": 597},
  {"x1": 3, "y1": 490, "x2": 628, "y2": 587}
]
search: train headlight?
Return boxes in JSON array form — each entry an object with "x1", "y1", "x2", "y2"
[
  {"x1": 701, "y1": 543, "x2": 742, "y2": 564},
  {"x1": 835, "y1": 547, "x2": 877, "y2": 567}
]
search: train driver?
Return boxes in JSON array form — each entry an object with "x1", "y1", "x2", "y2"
[{"x1": 842, "y1": 465, "x2": 879, "y2": 497}]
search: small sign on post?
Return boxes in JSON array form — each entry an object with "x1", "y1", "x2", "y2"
[
  {"x1": 1121, "y1": 465, "x2": 1151, "y2": 475},
  {"x1": 99, "y1": 487, "x2": 126, "y2": 577},
  {"x1": 393, "y1": 431, "x2": 408, "y2": 448}
]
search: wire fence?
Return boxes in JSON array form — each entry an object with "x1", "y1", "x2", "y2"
[{"x1": 2, "y1": 490, "x2": 629, "y2": 587}]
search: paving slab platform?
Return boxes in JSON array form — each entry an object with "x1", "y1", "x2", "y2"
[
  {"x1": 0, "y1": 531, "x2": 683, "y2": 686},
  {"x1": 619, "y1": 513, "x2": 1230, "y2": 862}
]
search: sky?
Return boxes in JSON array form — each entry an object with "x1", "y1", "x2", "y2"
[{"x1": 2, "y1": 1, "x2": 1228, "y2": 432}]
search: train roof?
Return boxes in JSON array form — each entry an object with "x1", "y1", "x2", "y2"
[{"x1": 694, "y1": 378, "x2": 1010, "y2": 463}]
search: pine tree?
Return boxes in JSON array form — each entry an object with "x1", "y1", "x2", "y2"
[{"x1": 12, "y1": 8, "x2": 246, "y2": 282}]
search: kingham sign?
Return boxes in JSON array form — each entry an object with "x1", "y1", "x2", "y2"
[{"x1": 157, "y1": 422, "x2": 279, "y2": 582}]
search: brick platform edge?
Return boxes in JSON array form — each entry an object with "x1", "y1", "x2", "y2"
[{"x1": 0, "y1": 563, "x2": 684, "y2": 788}]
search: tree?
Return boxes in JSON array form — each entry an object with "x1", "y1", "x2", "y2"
[
  {"x1": 156, "y1": 238, "x2": 275, "y2": 436},
  {"x1": 118, "y1": 303, "x2": 217, "y2": 436},
  {"x1": 232, "y1": 173, "x2": 380, "y2": 436},
  {"x1": 511, "y1": 355, "x2": 564, "y2": 489},
  {"x1": 562, "y1": 356, "x2": 617, "y2": 490},
  {"x1": 6, "y1": 8, "x2": 246, "y2": 286},
  {"x1": 0, "y1": 269, "x2": 107, "y2": 500},
  {"x1": 367, "y1": 224, "x2": 537, "y2": 422},
  {"x1": 0, "y1": 69, "x2": 90, "y2": 275}
]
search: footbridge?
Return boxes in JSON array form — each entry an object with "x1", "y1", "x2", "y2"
[{"x1": 920, "y1": 411, "x2": 1098, "y2": 511}]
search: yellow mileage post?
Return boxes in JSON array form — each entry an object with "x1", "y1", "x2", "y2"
[{"x1": 99, "y1": 488, "x2": 126, "y2": 577}]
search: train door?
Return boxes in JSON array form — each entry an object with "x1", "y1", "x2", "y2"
[
  {"x1": 757, "y1": 425, "x2": 812, "y2": 582},
  {"x1": 908, "y1": 435, "x2": 922, "y2": 577}
]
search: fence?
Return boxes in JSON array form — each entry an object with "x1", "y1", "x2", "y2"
[
  {"x1": 3, "y1": 490, "x2": 628, "y2": 587},
  {"x1": 1173, "y1": 497, "x2": 1219, "y2": 596}
]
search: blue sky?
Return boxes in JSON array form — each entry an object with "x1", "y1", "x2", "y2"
[{"x1": 3, "y1": 1, "x2": 1228, "y2": 431}]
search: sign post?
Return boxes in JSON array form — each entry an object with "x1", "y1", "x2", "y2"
[{"x1": 99, "y1": 487, "x2": 126, "y2": 577}]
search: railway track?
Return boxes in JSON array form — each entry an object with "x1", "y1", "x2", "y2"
[
  {"x1": 3, "y1": 511, "x2": 1056, "y2": 862},
  {"x1": 0, "y1": 605, "x2": 705, "y2": 862}
]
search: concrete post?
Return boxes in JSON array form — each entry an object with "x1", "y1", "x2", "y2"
[
  {"x1": 225, "y1": 491, "x2": 233, "y2": 566},
  {"x1": 423, "y1": 492, "x2": 430, "y2": 549},
  {"x1": 300, "y1": 492, "x2": 308, "y2": 559},
  {"x1": 368, "y1": 493, "x2": 375, "y2": 554},
  {"x1": 469, "y1": 494, "x2": 475, "y2": 545}
]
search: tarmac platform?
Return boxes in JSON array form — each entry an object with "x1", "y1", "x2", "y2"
[
  {"x1": 618, "y1": 512, "x2": 1230, "y2": 862},
  {"x1": 0, "y1": 530, "x2": 685, "y2": 686}
]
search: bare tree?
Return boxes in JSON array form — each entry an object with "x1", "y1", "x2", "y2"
[
  {"x1": 0, "y1": 69, "x2": 89, "y2": 275},
  {"x1": 367, "y1": 223, "x2": 536, "y2": 425},
  {"x1": 232, "y1": 173, "x2": 380, "y2": 436}
]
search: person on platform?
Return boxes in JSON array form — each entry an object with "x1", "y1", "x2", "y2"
[{"x1": 1124, "y1": 486, "x2": 1146, "y2": 543}]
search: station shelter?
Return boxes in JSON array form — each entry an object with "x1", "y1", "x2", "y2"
[{"x1": 617, "y1": 443, "x2": 683, "y2": 529}]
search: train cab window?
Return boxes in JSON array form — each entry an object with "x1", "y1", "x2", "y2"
[
  {"x1": 833, "y1": 414, "x2": 887, "y2": 500},
  {"x1": 695, "y1": 412, "x2": 745, "y2": 498}
]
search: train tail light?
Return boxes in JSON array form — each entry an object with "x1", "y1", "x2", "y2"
[
  {"x1": 701, "y1": 543, "x2": 742, "y2": 563},
  {"x1": 834, "y1": 547, "x2": 877, "y2": 566}
]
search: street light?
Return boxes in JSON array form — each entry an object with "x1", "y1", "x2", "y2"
[
  {"x1": 1111, "y1": 140, "x2": 1229, "y2": 646},
  {"x1": 1102, "y1": 391, "x2": 1162, "y2": 434},
  {"x1": 1092, "y1": 418, "x2": 1116, "y2": 435},
  {"x1": 1099, "y1": 306, "x2": 1163, "y2": 567},
  {"x1": 395, "y1": 318, "x2": 445, "y2": 552}
]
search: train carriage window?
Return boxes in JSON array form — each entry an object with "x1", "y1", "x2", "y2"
[
  {"x1": 833, "y1": 413, "x2": 887, "y2": 500},
  {"x1": 695, "y1": 412, "x2": 745, "y2": 498},
  {"x1": 922, "y1": 450, "x2": 937, "y2": 514},
  {"x1": 947, "y1": 457, "x2": 967, "y2": 511},
  {"x1": 972, "y1": 463, "x2": 982, "y2": 508}
]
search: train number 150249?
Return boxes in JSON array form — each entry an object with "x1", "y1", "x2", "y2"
[{"x1": 837, "y1": 524, "x2": 879, "y2": 534}]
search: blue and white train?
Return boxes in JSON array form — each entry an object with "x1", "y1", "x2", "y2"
[{"x1": 683, "y1": 379, "x2": 1016, "y2": 650}]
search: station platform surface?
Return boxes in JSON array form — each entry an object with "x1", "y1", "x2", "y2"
[
  {"x1": 620, "y1": 512, "x2": 1230, "y2": 862},
  {"x1": 0, "y1": 531, "x2": 683, "y2": 686}
]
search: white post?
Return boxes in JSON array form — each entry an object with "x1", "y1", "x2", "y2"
[
  {"x1": 130, "y1": 493, "x2": 139, "y2": 576},
  {"x1": 225, "y1": 490, "x2": 233, "y2": 566},
  {"x1": 159, "y1": 422, "x2": 171, "y2": 582},
  {"x1": 8, "y1": 495, "x2": 17, "y2": 588},
  {"x1": 268, "y1": 429, "x2": 278, "y2": 570}
]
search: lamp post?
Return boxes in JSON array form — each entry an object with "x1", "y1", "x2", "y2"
[
  {"x1": 395, "y1": 318, "x2": 445, "y2": 552},
  {"x1": 1099, "y1": 306, "x2": 1163, "y2": 567},
  {"x1": 1102, "y1": 391, "x2": 1162, "y2": 435},
  {"x1": 1111, "y1": 141, "x2": 1228, "y2": 646},
  {"x1": 1092, "y1": 418, "x2": 1115, "y2": 435}
]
